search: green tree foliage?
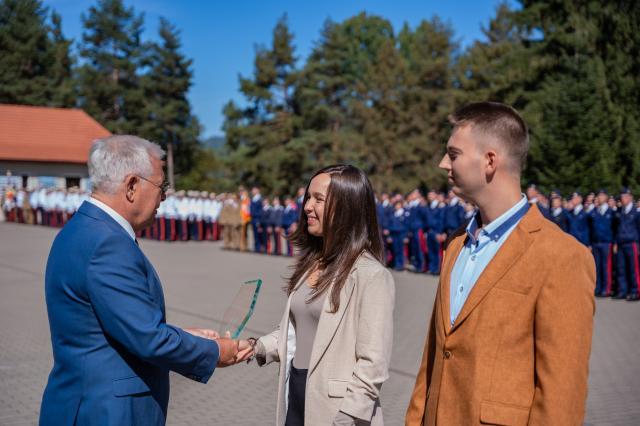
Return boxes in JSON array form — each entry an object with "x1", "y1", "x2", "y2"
[
  {"x1": 140, "y1": 17, "x2": 200, "y2": 187},
  {"x1": 0, "y1": 0, "x2": 74, "y2": 106},
  {"x1": 225, "y1": 13, "x2": 460, "y2": 194},
  {"x1": 77, "y1": 0, "x2": 145, "y2": 134},
  {"x1": 527, "y1": 56, "x2": 621, "y2": 193},
  {"x1": 515, "y1": 0, "x2": 640, "y2": 193},
  {"x1": 224, "y1": 3, "x2": 640, "y2": 195},
  {"x1": 223, "y1": 14, "x2": 300, "y2": 194},
  {"x1": 3, "y1": 0, "x2": 639, "y2": 194}
]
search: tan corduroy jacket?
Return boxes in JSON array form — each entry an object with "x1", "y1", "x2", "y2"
[
  {"x1": 258, "y1": 252, "x2": 395, "y2": 426},
  {"x1": 405, "y1": 205, "x2": 595, "y2": 426}
]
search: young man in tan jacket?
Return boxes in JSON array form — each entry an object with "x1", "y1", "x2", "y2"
[{"x1": 405, "y1": 102, "x2": 595, "y2": 426}]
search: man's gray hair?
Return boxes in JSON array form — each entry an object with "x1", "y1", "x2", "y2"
[{"x1": 88, "y1": 135, "x2": 165, "y2": 194}]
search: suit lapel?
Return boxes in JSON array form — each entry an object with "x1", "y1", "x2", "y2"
[
  {"x1": 440, "y1": 236, "x2": 465, "y2": 335},
  {"x1": 143, "y1": 256, "x2": 166, "y2": 315},
  {"x1": 307, "y1": 271, "x2": 357, "y2": 377},
  {"x1": 450, "y1": 209, "x2": 541, "y2": 332}
]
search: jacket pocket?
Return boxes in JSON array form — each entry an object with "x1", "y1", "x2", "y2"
[
  {"x1": 480, "y1": 401, "x2": 530, "y2": 425},
  {"x1": 328, "y1": 379, "x2": 349, "y2": 398},
  {"x1": 113, "y1": 376, "x2": 151, "y2": 397}
]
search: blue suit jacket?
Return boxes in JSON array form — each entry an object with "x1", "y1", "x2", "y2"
[{"x1": 40, "y1": 202, "x2": 219, "y2": 426}]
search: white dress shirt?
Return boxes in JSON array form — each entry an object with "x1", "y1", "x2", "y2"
[{"x1": 88, "y1": 197, "x2": 136, "y2": 241}]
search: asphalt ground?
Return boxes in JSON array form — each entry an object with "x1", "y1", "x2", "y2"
[{"x1": 0, "y1": 221, "x2": 638, "y2": 425}]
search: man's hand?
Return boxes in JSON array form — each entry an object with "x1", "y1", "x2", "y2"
[
  {"x1": 235, "y1": 339, "x2": 255, "y2": 364},
  {"x1": 216, "y1": 338, "x2": 240, "y2": 367},
  {"x1": 184, "y1": 328, "x2": 220, "y2": 340}
]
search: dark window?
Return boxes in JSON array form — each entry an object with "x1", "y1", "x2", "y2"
[{"x1": 66, "y1": 177, "x2": 80, "y2": 189}]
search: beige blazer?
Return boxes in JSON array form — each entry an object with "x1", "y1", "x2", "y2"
[
  {"x1": 258, "y1": 252, "x2": 395, "y2": 426},
  {"x1": 405, "y1": 205, "x2": 596, "y2": 426}
]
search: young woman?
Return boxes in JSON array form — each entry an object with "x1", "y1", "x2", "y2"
[{"x1": 252, "y1": 164, "x2": 395, "y2": 426}]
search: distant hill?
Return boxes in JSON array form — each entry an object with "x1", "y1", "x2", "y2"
[{"x1": 201, "y1": 135, "x2": 226, "y2": 152}]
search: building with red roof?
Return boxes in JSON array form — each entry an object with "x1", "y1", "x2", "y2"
[{"x1": 0, "y1": 104, "x2": 111, "y2": 190}]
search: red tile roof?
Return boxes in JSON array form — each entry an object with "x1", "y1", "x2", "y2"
[{"x1": 0, "y1": 104, "x2": 111, "y2": 164}]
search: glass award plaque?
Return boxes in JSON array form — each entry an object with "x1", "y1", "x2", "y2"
[{"x1": 220, "y1": 279, "x2": 262, "y2": 339}]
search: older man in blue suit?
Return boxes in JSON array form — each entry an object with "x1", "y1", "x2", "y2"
[{"x1": 40, "y1": 135, "x2": 250, "y2": 425}]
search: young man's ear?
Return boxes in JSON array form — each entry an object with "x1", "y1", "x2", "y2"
[{"x1": 485, "y1": 150, "x2": 498, "y2": 174}]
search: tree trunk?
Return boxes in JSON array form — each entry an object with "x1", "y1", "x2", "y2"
[{"x1": 167, "y1": 141, "x2": 175, "y2": 189}]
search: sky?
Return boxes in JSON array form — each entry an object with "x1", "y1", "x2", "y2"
[{"x1": 44, "y1": 0, "x2": 514, "y2": 138}]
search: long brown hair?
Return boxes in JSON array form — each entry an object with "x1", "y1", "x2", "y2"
[{"x1": 287, "y1": 164, "x2": 384, "y2": 313}]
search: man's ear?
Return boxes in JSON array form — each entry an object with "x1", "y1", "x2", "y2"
[
  {"x1": 125, "y1": 175, "x2": 137, "y2": 202},
  {"x1": 486, "y1": 150, "x2": 498, "y2": 174}
]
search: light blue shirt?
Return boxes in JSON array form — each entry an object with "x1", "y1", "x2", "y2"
[
  {"x1": 87, "y1": 197, "x2": 136, "y2": 241},
  {"x1": 450, "y1": 195, "x2": 529, "y2": 326}
]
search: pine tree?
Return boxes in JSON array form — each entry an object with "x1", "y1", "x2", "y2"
[
  {"x1": 526, "y1": 56, "x2": 621, "y2": 193},
  {"x1": 398, "y1": 17, "x2": 458, "y2": 191},
  {"x1": 140, "y1": 17, "x2": 199, "y2": 188},
  {"x1": 77, "y1": 0, "x2": 145, "y2": 134},
  {"x1": 223, "y1": 14, "x2": 300, "y2": 194},
  {"x1": 515, "y1": 0, "x2": 638, "y2": 192},
  {"x1": 297, "y1": 13, "x2": 405, "y2": 190},
  {"x1": 48, "y1": 11, "x2": 75, "y2": 107},
  {"x1": 455, "y1": 3, "x2": 530, "y2": 107},
  {"x1": 0, "y1": 0, "x2": 73, "y2": 106}
]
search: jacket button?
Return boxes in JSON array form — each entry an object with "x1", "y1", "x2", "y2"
[{"x1": 444, "y1": 350, "x2": 452, "y2": 359}]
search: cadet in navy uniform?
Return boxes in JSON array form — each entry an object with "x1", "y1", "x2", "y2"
[
  {"x1": 424, "y1": 190, "x2": 445, "y2": 274},
  {"x1": 567, "y1": 192, "x2": 590, "y2": 246},
  {"x1": 388, "y1": 200, "x2": 409, "y2": 271},
  {"x1": 281, "y1": 197, "x2": 298, "y2": 256},
  {"x1": 549, "y1": 192, "x2": 569, "y2": 232},
  {"x1": 614, "y1": 188, "x2": 640, "y2": 300},
  {"x1": 376, "y1": 195, "x2": 389, "y2": 262},
  {"x1": 295, "y1": 187, "x2": 305, "y2": 213},
  {"x1": 444, "y1": 190, "x2": 465, "y2": 235},
  {"x1": 250, "y1": 187, "x2": 263, "y2": 252},
  {"x1": 406, "y1": 190, "x2": 425, "y2": 272},
  {"x1": 590, "y1": 189, "x2": 615, "y2": 297},
  {"x1": 260, "y1": 197, "x2": 273, "y2": 254},
  {"x1": 271, "y1": 197, "x2": 284, "y2": 255}
]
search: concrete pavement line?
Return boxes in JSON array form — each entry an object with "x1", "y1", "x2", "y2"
[
  {"x1": 0, "y1": 261, "x2": 43, "y2": 279},
  {"x1": 166, "y1": 305, "x2": 418, "y2": 380}
]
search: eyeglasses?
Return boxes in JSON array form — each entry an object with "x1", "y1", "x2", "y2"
[{"x1": 135, "y1": 175, "x2": 170, "y2": 195}]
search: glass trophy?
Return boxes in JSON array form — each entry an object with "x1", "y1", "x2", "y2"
[{"x1": 220, "y1": 279, "x2": 262, "y2": 339}]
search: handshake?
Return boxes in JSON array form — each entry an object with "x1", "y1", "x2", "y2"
[{"x1": 185, "y1": 328, "x2": 255, "y2": 367}]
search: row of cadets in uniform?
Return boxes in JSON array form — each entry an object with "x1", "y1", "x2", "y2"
[
  {"x1": 611, "y1": 188, "x2": 640, "y2": 300},
  {"x1": 256, "y1": 196, "x2": 299, "y2": 256},
  {"x1": 2, "y1": 187, "x2": 88, "y2": 227},
  {"x1": 585, "y1": 188, "x2": 640, "y2": 300},
  {"x1": 142, "y1": 189, "x2": 223, "y2": 242},
  {"x1": 527, "y1": 186, "x2": 640, "y2": 301},
  {"x1": 249, "y1": 186, "x2": 301, "y2": 256},
  {"x1": 377, "y1": 189, "x2": 472, "y2": 274}
]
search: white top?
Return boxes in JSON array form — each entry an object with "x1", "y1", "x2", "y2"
[{"x1": 87, "y1": 197, "x2": 136, "y2": 241}]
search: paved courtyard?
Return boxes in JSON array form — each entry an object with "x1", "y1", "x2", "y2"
[{"x1": 0, "y1": 221, "x2": 639, "y2": 425}]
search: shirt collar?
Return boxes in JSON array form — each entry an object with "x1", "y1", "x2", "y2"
[
  {"x1": 466, "y1": 195, "x2": 528, "y2": 245},
  {"x1": 88, "y1": 197, "x2": 136, "y2": 241}
]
